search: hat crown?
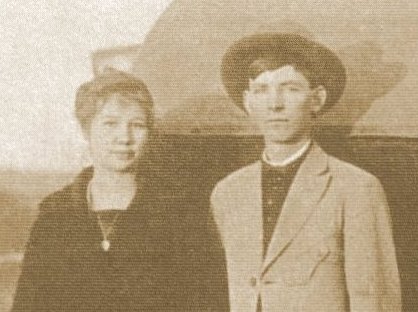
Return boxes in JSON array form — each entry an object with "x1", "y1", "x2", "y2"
[{"x1": 221, "y1": 32, "x2": 346, "y2": 112}]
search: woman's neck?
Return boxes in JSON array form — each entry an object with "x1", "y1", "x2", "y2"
[
  {"x1": 91, "y1": 168, "x2": 137, "y2": 192},
  {"x1": 89, "y1": 168, "x2": 138, "y2": 211}
]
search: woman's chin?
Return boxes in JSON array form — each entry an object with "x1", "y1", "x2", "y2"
[{"x1": 95, "y1": 160, "x2": 138, "y2": 174}]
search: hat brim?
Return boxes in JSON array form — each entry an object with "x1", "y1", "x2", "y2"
[{"x1": 221, "y1": 33, "x2": 346, "y2": 111}]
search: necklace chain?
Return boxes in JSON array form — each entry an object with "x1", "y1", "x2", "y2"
[
  {"x1": 96, "y1": 213, "x2": 120, "y2": 251},
  {"x1": 97, "y1": 213, "x2": 120, "y2": 240}
]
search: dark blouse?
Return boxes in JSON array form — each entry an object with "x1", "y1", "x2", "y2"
[{"x1": 12, "y1": 167, "x2": 228, "y2": 311}]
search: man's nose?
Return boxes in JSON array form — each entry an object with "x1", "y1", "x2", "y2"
[{"x1": 268, "y1": 89, "x2": 285, "y2": 110}]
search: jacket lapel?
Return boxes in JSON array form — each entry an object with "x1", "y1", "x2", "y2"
[
  {"x1": 238, "y1": 163, "x2": 264, "y2": 270},
  {"x1": 219, "y1": 162, "x2": 264, "y2": 274},
  {"x1": 262, "y1": 144, "x2": 331, "y2": 274},
  {"x1": 241, "y1": 163, "x2": 264, "y2": 269}
]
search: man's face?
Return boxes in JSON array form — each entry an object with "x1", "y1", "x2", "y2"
[
  {"x1": 87, "y1": 93, "x2": 150, "y2": 173},
  {"x1": 244, "y1": 65, "x2": 325, "y2": 145}
]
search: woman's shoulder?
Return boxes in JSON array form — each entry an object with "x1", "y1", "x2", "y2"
[
  {"x1": 38, "y1": 185, "x2": 72, "y2": 213},
  {"x1": 38, "y1": 167, "x2": 92, "y2": 214}
]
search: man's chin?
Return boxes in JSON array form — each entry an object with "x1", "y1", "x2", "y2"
[
  {"x1": 265, "y1": 136, "x2": 309, "y2": 147},
  {"x1": 263, "y1": 133, "x2": 293, "y2": 144},
  {"x1": 262, "y1": 129, "x2": 310, "y2": 145}
]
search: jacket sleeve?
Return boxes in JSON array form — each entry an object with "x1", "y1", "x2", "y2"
[
  {"x1": 343, "y1": 176, "x2": 402, "y2": 312},
  {"x1": 12, "y1": 199, "x2": 58, "y2": 312}
]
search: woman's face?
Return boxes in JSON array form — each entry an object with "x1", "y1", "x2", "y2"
[{"x1": 87, "y1": 93, "x2": 150, "y2": 173}]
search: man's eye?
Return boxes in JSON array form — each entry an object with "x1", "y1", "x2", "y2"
[
  {"x1": 131, "y1": 122, "x2": 147, "y2": 128},
  {"x1": 103, "y1": 121, "x2": 117, "y2": 127}
]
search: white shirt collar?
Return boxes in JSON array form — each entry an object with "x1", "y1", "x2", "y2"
[{"x1": 262, "y1": 141, "x2": 311, "y2": 167}]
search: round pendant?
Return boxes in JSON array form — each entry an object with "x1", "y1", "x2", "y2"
[{"x1": 101, "y1": 239, "x2": 110, "y2": 251}]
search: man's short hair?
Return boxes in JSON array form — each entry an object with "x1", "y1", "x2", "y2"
[{"x1": 248, "y1": 55, "x2": 320, "y2": 88}]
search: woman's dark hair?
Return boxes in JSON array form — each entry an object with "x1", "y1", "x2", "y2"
[{"x1": 75, "y1": 68, "x2": 154, "y2": 133}]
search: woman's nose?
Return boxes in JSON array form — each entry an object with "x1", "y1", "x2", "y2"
[{"x1": 115, "y1": 124, "x2": 132, "y2": 144}]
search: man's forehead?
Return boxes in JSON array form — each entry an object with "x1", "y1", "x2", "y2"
[{"x1": 249, "y1": 65, "x2": 310, "y2": 85}]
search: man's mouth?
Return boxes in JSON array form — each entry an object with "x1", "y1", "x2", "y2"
[{"x1": 267, "y1": 118, "x2": 288, "y2": 123}]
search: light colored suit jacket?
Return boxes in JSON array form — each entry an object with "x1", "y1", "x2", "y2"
[{"x1": 211, "y1": 143, "x2": 401, "y2": 312}]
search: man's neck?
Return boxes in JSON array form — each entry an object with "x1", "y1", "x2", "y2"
[{"x1": 263, "y1": 140, "x2": 311, "y2": 167}]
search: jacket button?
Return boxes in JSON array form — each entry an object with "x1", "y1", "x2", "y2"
[{"x1": 250, "y1": 277, "x2": 258, "y2": 287}]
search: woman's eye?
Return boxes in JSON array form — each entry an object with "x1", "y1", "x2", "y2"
[
  {"x1": 286, "y1": 86, "x2": 302, "y2": 92},
  {"x1": 252, "y1": 87, "x2": 268, "y2": 95}
]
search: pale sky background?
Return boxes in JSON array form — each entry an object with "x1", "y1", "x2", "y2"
[{"x1": 0, "y1": 0, "x2": 173, "y2": 171}]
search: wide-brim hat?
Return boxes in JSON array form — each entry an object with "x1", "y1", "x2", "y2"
[{"x1": 221, "y1": 33, "x2": 346, "y2": 111}]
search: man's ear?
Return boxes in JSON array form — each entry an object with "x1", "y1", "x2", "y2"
[
  {"x1": 311, "y1": 85, "x2": 327, "y2": 114},
  {"x1": 243, "y1": 90, "x2": 252, "y2": 115},
  {"x1": 81, "y1": 126, "x2": 90, "y2": 141}
]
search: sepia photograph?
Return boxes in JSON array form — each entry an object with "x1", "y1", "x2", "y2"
[{"x1": 1, "y1": 0, "x2": 418, "y2": 311}]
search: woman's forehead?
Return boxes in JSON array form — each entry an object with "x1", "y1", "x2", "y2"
[{"x1": 97, "y1": 93, "x2": 148, "y2": 117}]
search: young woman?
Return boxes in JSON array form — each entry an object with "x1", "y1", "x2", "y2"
[{"x1": 12, "y1": 69, "x2": 181, "y2": 311}]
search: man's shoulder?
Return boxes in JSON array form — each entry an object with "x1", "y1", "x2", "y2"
[
  {"x1": 212, "y1": 161, "x2": 260, "y2": 195},
  {"x1": 326, "y1": 154, "x2": 382, "y2": 188},
  {"x1": 210, "y1": 162, "x2": 260, "y2": 221}
]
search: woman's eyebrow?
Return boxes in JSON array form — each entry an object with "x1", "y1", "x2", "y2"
[
  {"x1": 249, "y1": 81, "x2": 268, "y2": 87},
  {"x1": 130, "y1": 118, "x2": 147, "y2": 122}
]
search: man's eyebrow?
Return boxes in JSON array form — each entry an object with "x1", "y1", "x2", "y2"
[
  {"x1": 249, "y1": 79, "x2": 308, "y2": 85},
  {"x1": 279, "y1": 80, "x2": 309, "y2": 86},
  {"x1": 102, "y1": 114, "x2": 147, "y2": 120},
  {"x1": 130, "y1": 118, "x2": 147, "y2": 122}
]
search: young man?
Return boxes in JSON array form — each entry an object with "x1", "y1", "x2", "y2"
[{"x1": 211, "y1": 33, "x2": 401, "y2": 312}]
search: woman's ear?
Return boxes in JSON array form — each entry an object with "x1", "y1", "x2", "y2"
[{"x1": 311, "y1": 85, "x2": 327, "y2": 114}]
